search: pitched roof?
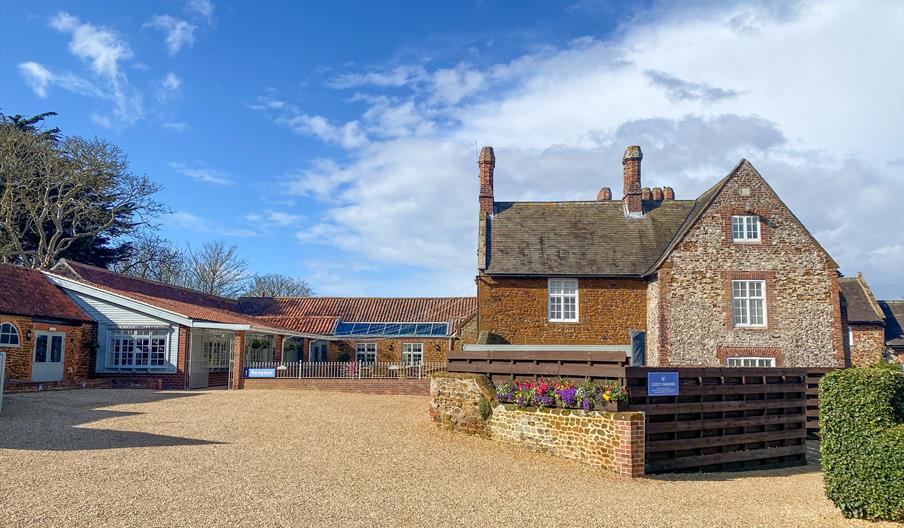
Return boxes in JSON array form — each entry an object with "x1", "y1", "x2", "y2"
[
  {"x1": 839, "y1": 275, "x2": 885, "y2": 324},
  {"x1": 879, "y1": 301, "x2": 904, "y2": 348},
  {"x1": 239, "y1": 297, "x2": 477, "y2": 334},
  {"x1": 0, "y1": 263, "x2": 90, "y2": 322},
  {"x1": 48, "y1": 260, "x2": 292, "y2": 331},
  {"x1": 482, "y1": 199, "x2": 696, "y2": 276},
  {"x1": 254, "y1": 316, "x2": 339, "y2": 335},
  {"x1": 481, "y1": 158, "x2": 838, "y2": 277}
]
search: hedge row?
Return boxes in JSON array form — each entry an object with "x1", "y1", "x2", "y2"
[{"x1": 820, "y1": 367, "x2": 904, "y2": 521}]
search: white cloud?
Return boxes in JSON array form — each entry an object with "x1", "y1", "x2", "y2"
[
  {"x1": 186, "y1": 0, "x2": 215, "y2": 24},
  {"x1": 169, "y1": 162, "x2": 233, "y2": 185},
  {"x1": 328, "y1": 65, "x2": 427, "y2": 89},
  {"x1": 260, "y1": 0, "x2": 904, "y2": 297},
  {"x1": 162, "y1": 72, "x2": 182, "y2": 91},
  {"x1": 44, "y1": 11, "x2": 142, "y2": 127},
  {"x1": 146, "y1": 15, "x2": 196, "y2": 56},
  {"x1": 167, "y1": 211, "x2": 260, "y2": 238},
  {"x1": 163, "y1": 121, "x2": 191, "y2": 132}
]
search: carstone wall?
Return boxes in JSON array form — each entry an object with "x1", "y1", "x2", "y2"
[
  {"x1": 430, "y1": 373, "x2": 645, "y2": 476},
  {"x1": 847, "y1": 324, "x2": 887, "y2": 366}
]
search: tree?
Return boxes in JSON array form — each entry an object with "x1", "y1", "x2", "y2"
[
  {"x1": 184, "y1": 240, "x2": 249, "y2": 298},
  {"x1": 112, "y1": 233, "x2": 187, "y2": 285},
  {"x1": 0, "y1": 116, "x2": 165, "y2": 268},
  {"x1": 244, "y1": 273, "x2": 314, "y2": 297}
]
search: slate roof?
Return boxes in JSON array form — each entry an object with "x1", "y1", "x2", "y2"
[
  {"x1": 239, "y1": 297, "x2": 477, "y2": 336},
  {"x1": 0, "y1": 263, "x2": 90, "y2": 322},
  {"x1": 839, "y1": 276, "x2": 885, "y2": 324},
  {"x1": 879, "y1": 301, "x2": 904, "y2": 348},
  {"x1": 481, "y1": 158, "x2": 837, "y2": 276},
  {"x1": 48, "y1": 260, "x2": 293, "y2": 331}
]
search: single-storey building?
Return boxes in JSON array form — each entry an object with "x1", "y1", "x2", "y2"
[
  {"x1": 839, "y1": 272, "x2": 904, "y2": 367},
  {"x1": 0, "y1": 263, "x2": 94, "y2": 385},
  {"x1": 43, "y1": 260, "x2": 314, "y2": 389},
  {"x1": 879, "y1": 300, "x2": 904, "y2": 364},
  {"x1": 239, "y1": 296, "x2": 477, "y2": 364},
  {"x1": 474, "y1": 145, "x2": 846, "y2": 368}
]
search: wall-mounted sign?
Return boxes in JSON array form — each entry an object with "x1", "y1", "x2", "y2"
[
  {"x1": 647, "y1": 371, "x2": 679, "y2": 396},
  {"x1": 245, "y1": 368, "x2": 276, "y2": 379}
]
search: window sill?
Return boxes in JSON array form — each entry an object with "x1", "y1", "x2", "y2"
[
  {"x1": 731, "y1": 240, "x2": 762, "y2": 244},
  {"x1": 548, "y1": 320, "x2": 580, "y2": 324},
  {"x1": 733, "y1": 326, "x2": 769, "y2": 330},
  {"x1": 0, "y1": 343, "x2": 21, "y2": 348}
]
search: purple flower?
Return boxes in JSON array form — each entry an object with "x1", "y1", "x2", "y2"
[{"x1": 582, "y1": 399, "x2": 591, "y2": 411}]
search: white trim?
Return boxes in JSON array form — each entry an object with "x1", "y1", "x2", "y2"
[
  {"x1": 464, "y1": 344, "x2": 632, "y2": 353},
  {"x1": 727, "y1": 357, "x2": 775, "y2": 367},
  {"x1": 355, "y1": 342, "x2": 377, "y2": 363},
  {"x1": 731, "y1": 215, "x2": 761, "y2": 242},
  {"x1": 547, "y1": 278, "x2": 579, "y2": 322},
  {"x1": 190, "y1": 321, "x2": 317, "y2": 338},
  {"x1": 401, "y1": 342, "x2": 423, "y2": 365},
  {"x1": 0, "y1": 322, "x2": 21, "y2": 348},
  {"x1": 731, "y1": 279, "x2": 768, "y2": 328}
]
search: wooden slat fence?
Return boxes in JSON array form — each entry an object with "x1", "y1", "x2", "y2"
[
  {"x1": 626, "y1": 367, "x2": 808, "y2": 473},
  {"x1": 447, "y1": 349, "x2": 629, "y2": 384},
  {"x1": 805, "y1": 368, "x2": 834, "y2": 438}
]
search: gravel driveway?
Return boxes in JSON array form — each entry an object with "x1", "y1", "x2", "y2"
[{"x1": 0, "y1": 389, "x2": 891, "y2": 528}]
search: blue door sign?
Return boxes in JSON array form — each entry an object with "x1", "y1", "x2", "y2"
[{"x1": 647, "y1": 371, "x2": 679, "y2": 396}]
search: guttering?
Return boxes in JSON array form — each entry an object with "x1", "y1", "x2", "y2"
[{"x1": 190, "y1": 321, "x2": 333, "y2": 339}]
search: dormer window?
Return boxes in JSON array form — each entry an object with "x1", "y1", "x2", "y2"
[{"x1": 731, "y1": 215, "x2": 760, "y2": 242}]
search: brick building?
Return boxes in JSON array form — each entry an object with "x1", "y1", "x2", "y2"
[
  {"x1": 839, "y1": 273, "x2": 904, "y2": 366},
  {"x1": 0, "y1": 263, "x2": 95, "y2": 385},
  {"x1": 474, "y1": 145, "x2": 846, "y2": 368},
  {"x1": 239, "y1": 296, "x2": 477, "y2": 364}
]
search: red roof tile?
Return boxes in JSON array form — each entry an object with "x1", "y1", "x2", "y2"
[
  {"x1": 50, "y1": 260, "x2": 291, "y2": 331},
  {"x1": 0, "y1": 263, "x2": 90, "y2": 322},
  {"x1": 255, "y1": 316, "x2": 338, "y2": 335},
  {"x1": 238, "y1": 297, "x2": 477, "y2": 325}
]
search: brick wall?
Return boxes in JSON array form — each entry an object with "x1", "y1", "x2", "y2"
[
  {"x1": 453, "y1": 314, "x2": 478, "y2": 352},
  {"x1": 848, "y1": 324, "x2": 887, "y2": 366},
  {"x1": 430, "y1": 373, "x2": 644, "y2": 476},
  {"x1": 477, "y1": 276, "x2": 647, "y2": 345},
  {"x1": 323, "y1": 338, "x2": 452, "y2": 362},
  {"x1": 0, "y1": 314, "x2": 94, "y2": 382},
  {"x1": 243, "y1": 378, "x2": 429, "y2": 395},
  {"x1": 652, "y1": 163, "x2": 843, "y2": 367}
]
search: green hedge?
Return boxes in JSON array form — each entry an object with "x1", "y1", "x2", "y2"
[{"x1": 820, "y1": 367, "x2": 904, "y2": 521}]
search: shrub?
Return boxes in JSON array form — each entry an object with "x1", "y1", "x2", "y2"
[
  {"x1": 336, "y1": 351, "x2": 350, "y2": 362},
  {"x1": 478, "y1": 396, "x2": 493, "y2": 421},
  {"x1": 821, "y1": 367, "x2": 904, "y2": 522},
  {"x1": 495, "y1": 378, "x2": 628, "y2": 410}
]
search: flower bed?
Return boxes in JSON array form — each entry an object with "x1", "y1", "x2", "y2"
[{"x1": 495, "y1": 378, "x2": 629, "y2": 411}]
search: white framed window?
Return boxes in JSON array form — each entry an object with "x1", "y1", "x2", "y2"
[
  {"x1": 355, "y1": 342, "x2": 376, "y2": 363},
  {"x1": 848, "y1": 327, "x2": 854, "y2": 347},
  {"x1": 732, "y1": 280, "x2": 767, "y2": 327},
  {"x1": 731, "y1": 215, "x2": 760, "y2": 242},
  {"x1": 108, "y1": 328, "x2": 169, "y2": 369},
  {"x1": 204, "y1": 338, "x2": 231, "y2": 369},
  {"x1": 402, "y1": 343, "x2": 423, "y2": 365},
  {"x1": 727, "y1": 357, "x2": 775, "y2": 367},
  {"x1": 0, "y1": 322, "x2": 20, "y2": 347},
  {"x1": 548, "y1": 278, "x2": 579, "y2": 322}
]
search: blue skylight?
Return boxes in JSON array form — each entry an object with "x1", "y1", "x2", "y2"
[{"x1": 334, "y1": 322, "x2": 449, "y2": 337}]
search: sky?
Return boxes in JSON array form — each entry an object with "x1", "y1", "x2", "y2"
[{"x1": 1, "y1": 0, "x2": 903, "y2": 298}]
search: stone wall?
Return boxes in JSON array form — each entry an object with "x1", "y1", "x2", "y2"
[
  {"x1": 0, "y1": 314, "x2": 95, "y2": 382},
  {"x1": 477, "y1": 276, "x2": 647, "y2": 345},
  {"x1": 653, "y1": 162, "x2": 844, "y2": 367},
  {"x1": 430, "y1": 373, "x2": 645, "y2": 476},
  {"x1": 848, "y1": 324, "x2": 887, "y2": 366}
]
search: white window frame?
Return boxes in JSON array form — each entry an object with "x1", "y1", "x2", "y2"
[
  {"x1": 731, "y1": 215, "x2": 761, "y2": 242},
  {"x1": 0, "y1": 322, "x2": 20, "y2": 347},
  {"x1": 727, "y1": 357, "x2": 775, "y2": 367},
  {"x1": 204, "y1": 337, "x2": 231, "y2": 370},
  {"x1": 402, "y1": 343, "x2": 423, "y2": 366},
  {"x1": 548, "y1": 278, "x2": 579, "y2": 322},
  {"x1": 848, "y1": 327, "x2": 854, "y2": 347},
  {"x1": 355, "y1": 342, "x2": 376, "y2": 363},
  {"x1": 107, "y1": 328, "x2": 170, "y2": 370},
  {"x1": 732, "y1": 280, "x2": 767, "y2": 328}
]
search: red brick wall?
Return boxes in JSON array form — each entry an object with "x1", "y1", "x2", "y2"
[
  {"x1": 847, "y1": 324, "x2": 887, "y2": 366},
  {"x1": 0, "y1": 313, "x2": 94, "y2": 382},
  {"x1": 477, "y1": 276, "x2": 647, "y2": 345},
  {"x1": 243, "y1": 377, "x2": 429, "y2": 395}
]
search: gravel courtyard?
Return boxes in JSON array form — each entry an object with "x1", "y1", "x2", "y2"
[{"x1": 0, "y1": 389, "x2": 892, "y2": 528}]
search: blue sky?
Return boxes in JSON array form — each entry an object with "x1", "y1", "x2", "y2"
[{"x1": 2, "y1": 0, "x2": 903, "y2": 298}]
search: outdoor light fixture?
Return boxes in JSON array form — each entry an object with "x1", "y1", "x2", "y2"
[{"x1": 26, "y1": 329, "x2": 33, "y2": 340}]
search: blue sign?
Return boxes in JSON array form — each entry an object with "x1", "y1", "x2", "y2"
[
  {"x1": 245, "y1": 368, "x2": 276, "y2": 379},
  {"x1": 647, "y1": 371, "x2": 679, "y2": 396}
]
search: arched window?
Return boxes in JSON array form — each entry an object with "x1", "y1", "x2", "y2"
[{"x1": 0, "y1": 322, "x2": 20, "y2": 346}]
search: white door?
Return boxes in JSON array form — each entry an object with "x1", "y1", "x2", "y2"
[{"x1": 32, "y1": 331, "x2": 65, "y2": 382}]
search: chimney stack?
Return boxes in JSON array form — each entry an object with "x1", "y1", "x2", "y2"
[
  {"x1": 597, "y1": 187, "x2": 612, "y2": 201},
  {"x1": 478, "y1": 146, "x2": 495, "y2": 215},
  {"x1": 641, "y1": 187, "x2": 652, "y2": 200},
  {"x1": 623, "y1": 145, "x2": 643, "y2": 216},
  {"x1": 652, "y1": 187, "x2": 663, "y2": 201},
  {"x1": 663, "y1": 186, "x2": 675, "y2": 200}
]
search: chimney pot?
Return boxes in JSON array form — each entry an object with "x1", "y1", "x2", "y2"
[
  {"x1": 652, "y1": 187, "x2": 663, "y2": 201},
  {"x1": 478, "y1": 146, "x2": 495, "y2": 215},
  {"x1": 641, "y1": 187, "x2": 652, "y2": 200},
  {"x1": 597, "y1": 187, "x2": 612, "y2": 201},
  {"x1": 622, "y1": 145, "x2": 643, "y2": 215},
  {"x1": 663, "y1": 186, "x2": 675, "y2": 200}
]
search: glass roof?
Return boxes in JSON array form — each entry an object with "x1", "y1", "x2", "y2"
[{"x1": 333, "y1": 322, "x2": 449, "y2": 337}]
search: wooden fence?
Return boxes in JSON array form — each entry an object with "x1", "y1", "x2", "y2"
[
  {"x1": 625, "y1": 367, "x2": 808, "y2": 473},
  {"x1": 805, "y1": 368, "x2": 834, "y2": 438},
  {"x1": 447, "y1": 347, "x2": 630, "y2": 384}
]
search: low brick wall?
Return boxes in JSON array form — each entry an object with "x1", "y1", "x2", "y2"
[
  {"x1": 430, "y1": 373, "x2": 645, "y2": 477},
  {"x1": 243, "y1": 378, "x2": 429, "y2": 395}
]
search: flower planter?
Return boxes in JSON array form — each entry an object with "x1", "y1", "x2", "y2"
[{"x1": 597, "y1": 400, "x2": 627, "y2": 412}]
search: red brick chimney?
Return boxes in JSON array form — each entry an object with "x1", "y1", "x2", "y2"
[
  {"x1": 622, "y1": 145, "x2": 643, "y2": 216},
  {"x1": 478, "y1": 146, "x2": 495, "y2": 215},
  {"x1": 641, "y1": 187, "x2": 652, "y2": 200},
  {"x1": 597, "y1": 187, "x2": 612, "y2": 201},
  {"x1": 663, "y1": 186, "x2": 675, "y2": 200},
  {"x1": 652, "y1": 187, "x2": 663, "y2": 201}
]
